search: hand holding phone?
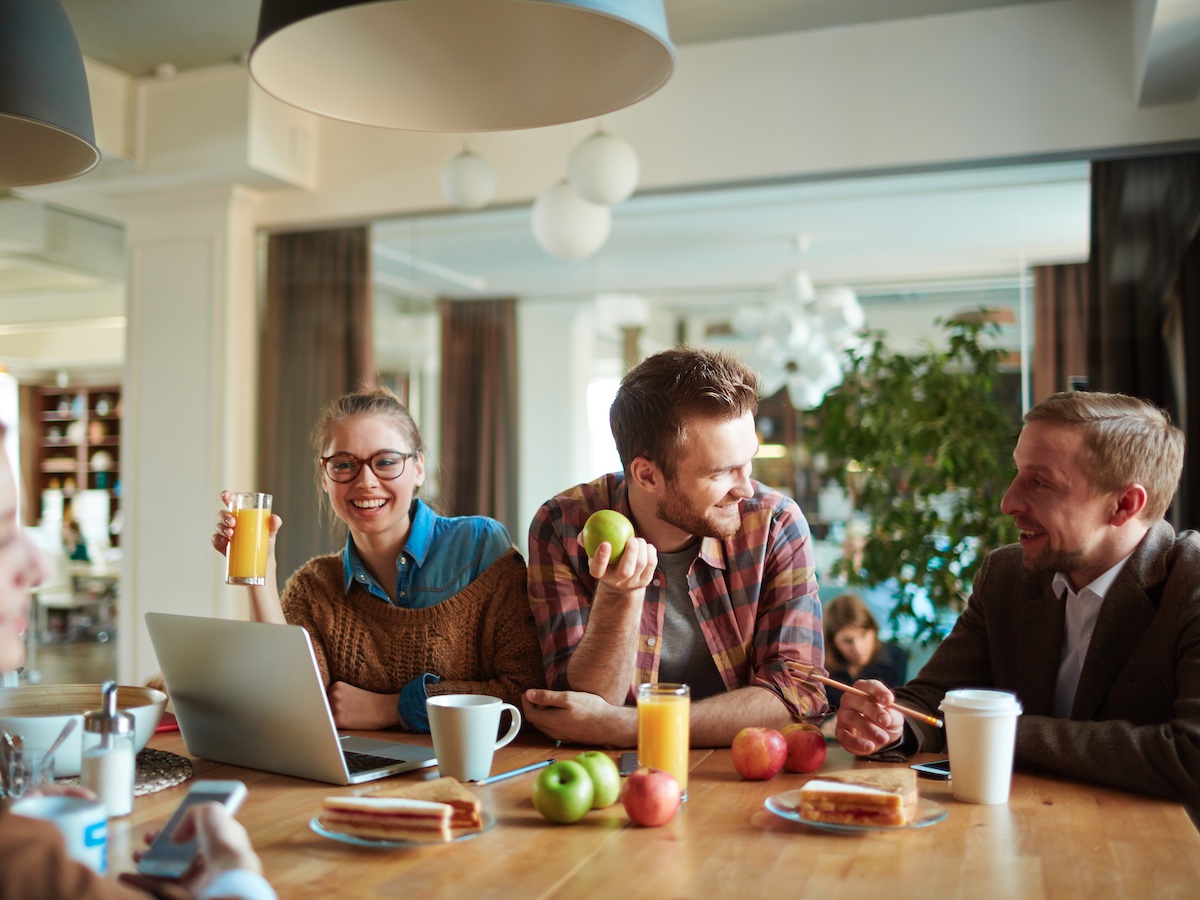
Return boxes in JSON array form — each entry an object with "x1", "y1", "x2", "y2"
[{"x1": 136, "y1": 780, "x2": 248, "y2": 879}]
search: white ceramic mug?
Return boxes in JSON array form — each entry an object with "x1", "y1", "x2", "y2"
[
  {"x1": 12, "y1": 795, "x2": 108, "y2": 872},
  {"x1": 939, "y1": 688, "x2": 1023, "y2": 804},
  {"x1": 426, "y1": 694, "x2": 522, "y2": 782}
]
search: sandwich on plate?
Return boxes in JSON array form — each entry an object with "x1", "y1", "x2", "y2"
[
  {"x1": 797, "y1": 768, "x2": 919, "y2": 827},
  {"x1": 320, "y1": 776, "x2": 483, "y2": 842}
]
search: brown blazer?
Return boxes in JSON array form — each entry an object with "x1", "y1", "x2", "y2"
[{"x1": 878, "y1": 520, "x2": 1200, "y2": 807}]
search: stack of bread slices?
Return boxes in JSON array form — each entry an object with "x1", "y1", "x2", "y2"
[
  {"x1": 797, "y1": 768, "x2": 919, "y2": 827},
  {"x1": 320, "y1": 776, "x2": 483, "y2": 842}
]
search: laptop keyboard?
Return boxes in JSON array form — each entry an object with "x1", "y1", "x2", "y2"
[{"x1": 343, "y1": 750, "x2": 402, "y2": 773}]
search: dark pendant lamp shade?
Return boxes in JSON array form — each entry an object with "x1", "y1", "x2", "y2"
[
  {"x1": 0, "y1": 0, "x2": 100, "y2": 187},
  {"x1": 249, "y1": 0, "x2": 676, "y2": 132}
]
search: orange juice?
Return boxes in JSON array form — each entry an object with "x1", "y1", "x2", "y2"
[
  {"x1": 637, "y1": 683, "x2": 690, "y2": 795},
  {"x1": 226, "y1": 493, "x2": 272, "y2": 585}
]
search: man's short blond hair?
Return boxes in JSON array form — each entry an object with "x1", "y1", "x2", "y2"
[{"x1": 1025, "y1": 391, "x2": 1184, "y2": 521}]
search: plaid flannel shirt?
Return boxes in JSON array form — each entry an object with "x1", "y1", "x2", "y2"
[{"x1": 527, "y1": 473, "x2": 828, "y2": 718}]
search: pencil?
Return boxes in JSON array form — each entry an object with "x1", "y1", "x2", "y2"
[
  {"x1": 786, "y1": 661, "x2": 944, "y2": 729},
  {"x1": 477, "y1": 758, "x2": 555, "y2": 785}
]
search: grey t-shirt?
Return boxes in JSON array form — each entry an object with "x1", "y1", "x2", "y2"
[{"x1": 655, "y1": 540, "x2": 726, "y2": 700}]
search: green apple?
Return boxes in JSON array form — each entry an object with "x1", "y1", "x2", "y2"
[
  {"x1": 573, "y1": 750, "x2": 621, "y2": 809},
  {"x1": 579, "y1": 509, "x2": 635, "y2": 566},
  {"x1": 532, "y1": 759, "x2": 595, "y2": 824}
]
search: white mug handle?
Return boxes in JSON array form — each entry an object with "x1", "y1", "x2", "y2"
[{"x1": 493, "y1": 702, "x2": 521, "y2": 750}]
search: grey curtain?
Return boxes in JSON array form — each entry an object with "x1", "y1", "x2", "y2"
[
  {"x1": 438, "y1": 298, "x2": 518, "y2": 540},
  {"x1": 1088, "y1": 151, "x2": 1200, "y2": 528},
  {"x1": 1033, "y1": 263, "x2": 1089, "y2": 404},
  {"x1": 259, "y1": 226, "x2": 374, "y2": 583}
]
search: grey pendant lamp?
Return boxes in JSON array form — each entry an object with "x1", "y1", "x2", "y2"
[
  {"x1": 248, "y1": 0, "x2": 676, "y2": 132},
  {"x1": 0, "y1": 0, "x2": 100, "y2": 187}
]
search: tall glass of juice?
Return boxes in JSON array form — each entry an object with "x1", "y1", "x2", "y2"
[
  {"x1": 637, "y1": 683, "x2": 690, "y2": 799},
  {"x1": 226, "y1": 492, "x2": 272, "y2": 586}
]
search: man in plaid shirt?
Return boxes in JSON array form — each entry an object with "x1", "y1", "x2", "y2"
[{"x1": 523, "y1": 347, "x2": 828, "y2": 747}]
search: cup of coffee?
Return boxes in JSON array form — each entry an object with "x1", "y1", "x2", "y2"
[
  {"x1": 426, "y1": 694, "x2": 521, "y2": 782},
  {"x1": 11, "y1": 795, "x2": 108, "y2": 872},
  {"x1": 939, "y1": 688, "x2": 1023, "y2": 804}
]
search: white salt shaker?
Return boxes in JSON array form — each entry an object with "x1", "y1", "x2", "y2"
[{"x1": 81, "y1": 681, "x2": 136, "y2": 817}]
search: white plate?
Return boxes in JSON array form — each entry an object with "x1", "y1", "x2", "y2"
[
  {"x1": 764, "y1": 791, "x2": 947, "y2": 834},
  {"x1": 310, "y1": 811, "x2": 495, "y2": 847}
]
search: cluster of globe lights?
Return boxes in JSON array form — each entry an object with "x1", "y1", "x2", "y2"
[
  {"x1": 441, "y1": 131, "x2": 640, "y2": 261},
  {"x1": 735, "y1": 275, "x2": 867, "y2": 411}
]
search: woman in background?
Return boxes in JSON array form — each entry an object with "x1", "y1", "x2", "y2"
[
  {"x1": 822, "y1": 592, "x2": 908, "y2": 709},
  {"x1": 212, "y1": 388, "x2": 543, "y2": 733}
]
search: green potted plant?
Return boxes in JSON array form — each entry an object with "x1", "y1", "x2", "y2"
[{"x1": 807, "y1": 316, "x2": 1021, "y2": 644}]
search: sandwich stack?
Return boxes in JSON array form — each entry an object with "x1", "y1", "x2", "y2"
[
  {"x1": 797, "y1": 768, "x2": 919, "y2": 827},
  {"x1": 320, "y1": 776, "x2": 483, "y2": 842}
]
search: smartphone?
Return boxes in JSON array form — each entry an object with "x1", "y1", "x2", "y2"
[
  {"x1": 619, "y1": 752, "x2": 638, "y2": 777},
  {"x1": 910, "y1": 759, "x2": 951, "y2": 780},
  {"x1": 136, "y1": 780, "x2": 248, "y2": 878}
]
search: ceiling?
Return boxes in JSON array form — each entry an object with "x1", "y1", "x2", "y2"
[
  {"x1": 1, "y1": 0, "x2": 1083, "y2": 379},
  {"x1": 61, "y1": 1, "x2": 1052, "y2": 77}
]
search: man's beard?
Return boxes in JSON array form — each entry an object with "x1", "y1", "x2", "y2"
[
  {"x1": 656, "y1": 483, "x2": 740, "y2": 540},
  {"x1": 1021, "y1": 542, "x2": 1087, "y2": 576}
]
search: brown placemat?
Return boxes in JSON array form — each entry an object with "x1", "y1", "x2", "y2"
[{"x1": 58, "y1": 748, "x2": 192, "y2": 796}]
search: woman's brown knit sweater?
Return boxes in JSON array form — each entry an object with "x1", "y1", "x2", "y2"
[{"x1": 280, "y1": 548, "x2": 545, "y2": 709}]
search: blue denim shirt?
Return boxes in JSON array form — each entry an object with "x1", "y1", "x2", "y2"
[{"x1": 341, "y1": 499, "x2": 512, "y2": 731}]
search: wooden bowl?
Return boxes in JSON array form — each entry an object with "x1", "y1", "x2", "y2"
[{"x1": 0, "y1": 684, "x2": 167, "y2": 777}]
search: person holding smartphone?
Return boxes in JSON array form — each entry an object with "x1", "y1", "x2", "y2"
[{"x1": 0, "y1": 420, "x2": 276, "y2": 900}]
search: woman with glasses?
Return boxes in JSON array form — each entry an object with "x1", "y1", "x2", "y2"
[{"x1": 211, "y1": 389, "x2": 543, "y2": 733}]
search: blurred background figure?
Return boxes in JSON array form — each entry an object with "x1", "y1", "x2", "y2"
[{"x1": 822, "y1": 593, "x2": 908, "y2": 709}]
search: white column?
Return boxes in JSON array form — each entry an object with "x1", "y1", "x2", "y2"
[
  {"x1": 516, "y1": 298, "x2": 595, "y2": 555},
  {"x1": 117, "y1": 186, "x2": 262, "y2": 682}
]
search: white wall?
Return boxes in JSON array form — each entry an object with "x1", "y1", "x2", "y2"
[{"x1": 251, "y1": 0, "x2": 1200, "y2": 230}]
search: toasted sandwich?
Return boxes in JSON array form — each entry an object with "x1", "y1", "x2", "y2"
[
  {"x1": 366, "y1": 776, "x2": 483, "y2": 829},
  {"x1": 798, "y1": 768, "x2": 919, "y2": 827},
  {"x1": 320, "y1": 795, "x2": 454, "y2": 842}
]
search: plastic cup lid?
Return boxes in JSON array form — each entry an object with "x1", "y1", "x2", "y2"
[{"x1": 939, "y1": 688, "x2": 1023, "y2": 714}]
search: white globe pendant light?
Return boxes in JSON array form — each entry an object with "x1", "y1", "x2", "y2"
[
  {"x1": 568, "y1": 131, "x2": 640, "y2": 205},
  {"x1": 440, "y1": 149, "x2": 496, "y2": 209},
  {"x1": 531, "y1": 181, "x2": 612, "y2": 261}
]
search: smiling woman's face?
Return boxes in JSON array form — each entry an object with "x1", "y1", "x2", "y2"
[{"x1": 0, "y1": 448, "x2": 46, "y2": 671}]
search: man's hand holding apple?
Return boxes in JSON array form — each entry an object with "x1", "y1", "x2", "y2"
[
  {"x1": 834, "y1": 679, "x2": 905, "y2": 756},
  {"x1": 590, "y1": 535, "x2": 658, "y2": 598}
]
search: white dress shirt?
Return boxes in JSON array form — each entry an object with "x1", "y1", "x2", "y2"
[{"x1": 1052, "y1": 554, "x2": 1132, "y2": 718}]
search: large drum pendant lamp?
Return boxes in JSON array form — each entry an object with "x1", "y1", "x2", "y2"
[
  {"x1": 249, "y1": 0, "x2": 676, "y2": 132},
  {"x1": 0, "y1": 0, "x2": 100, "y2": 187}
]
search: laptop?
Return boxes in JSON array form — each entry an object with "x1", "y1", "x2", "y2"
[{"x1": 145, "y1": 612, "x2": 438, "y2": 784}]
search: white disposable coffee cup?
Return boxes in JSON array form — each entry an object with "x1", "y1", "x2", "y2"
[
  {"x1": 939, "y1": 688, "x2": 1023, "y2": 804},
  {"x1": 426, "y1": 694, "x2": 521, "y2": 782},
  {"x1": 12, "y1": 795, "x2": 108, "y2": 872}
]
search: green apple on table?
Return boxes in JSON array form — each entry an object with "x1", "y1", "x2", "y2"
[
  {"x1": 573, "y1": 751, "x2": 621, "y2": 809},
  {"x1": 579, "y1": 510, "x2": 635, "y2": 566},
  {"x1": 532, "y1": 760, "x2": 595, "y2": 824}
]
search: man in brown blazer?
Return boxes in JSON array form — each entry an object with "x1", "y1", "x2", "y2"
[{"x1": 835, "y1": 391, "x2": 1200, "y2": 807}]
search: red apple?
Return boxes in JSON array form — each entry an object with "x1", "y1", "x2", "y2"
[
  {"x1": 780, "y1": 722, "x2": 827, "y2": 773},
  {"x1": 621, "y1": 766, "x2": 681, "y2": 827},
  {"x1": 730, "y1": 726, "x2": 787, "y2": 780}
]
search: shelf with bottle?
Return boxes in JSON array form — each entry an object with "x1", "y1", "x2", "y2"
[{"x1": 32, "y1": 385, "x2": 122, "y2": 537}]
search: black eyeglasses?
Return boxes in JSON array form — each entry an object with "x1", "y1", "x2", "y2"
[{"x1": 319, "y1": 449, "x2": 417, "y2": 483}]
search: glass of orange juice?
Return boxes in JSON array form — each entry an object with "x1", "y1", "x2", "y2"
[
  {"x1": 226, "y1": 492, "x2": 272, "y2": 586},
  {"x1": 637, "y1": 683, "x2": 690, "y2": 799}
]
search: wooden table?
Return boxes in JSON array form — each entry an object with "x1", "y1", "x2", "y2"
[{"x1": 108, "y1": 733, "x2": 1200, "y2": 899}]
